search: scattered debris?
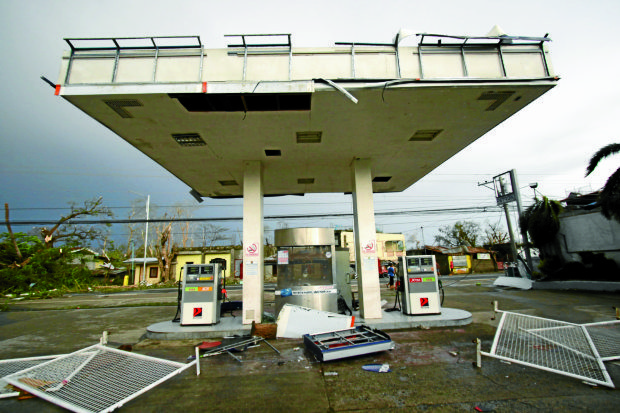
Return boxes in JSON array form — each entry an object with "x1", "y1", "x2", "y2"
[
  {"x1": 303, "y1": 325, "x2": 394, "y2": 362},
  {"x1": 197, "y1": 341, "x2": 222, "y2": 350},
  {"x1": 251, "y1": 321, "x2": 277, "y2": 339},
  {"x1": 277, "y1": 304, "x2": 355, "y2": 339},
  {"x1": 362, "y1": 363, "x2": 391, "y2": 373},
  {"x1": 323, "y1": 371, "x2": 338, "y2": 376},
  {"x1": 189, "y1": 335, "x2": 280, "y2": 363},
  {"x1": 493, "y1": 275, "x2": 532, "y2": 290}
]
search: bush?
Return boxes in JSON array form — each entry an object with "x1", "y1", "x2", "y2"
[{"x1": 0, "y1": 248, "x2": 94, "y2": 295}]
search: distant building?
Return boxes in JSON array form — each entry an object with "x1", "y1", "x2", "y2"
[
  {"x1": 409, "y1": 245, "x2": 496, "y2": 275},
  {"x1": 69, "y1": 248, "x2": 107, "y2": 271},
  {"x1": 124, "y1": 247, "x2": 242, "y2": 285}
]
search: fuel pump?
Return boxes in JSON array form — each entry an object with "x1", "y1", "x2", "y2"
[
  {"x1": 180, "y1": 263, "x2": 222, "y2": 326},
  {"x1": 399, "y1": 255, "x2": 441, "y2": 315}
]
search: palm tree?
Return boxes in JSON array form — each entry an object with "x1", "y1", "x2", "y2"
[
  {"x1": 520, "y1": 196, "x2": 563, "y2": 250},
  {"x1": 585, "y1": 143, "x2": 620, "y2": 222}
]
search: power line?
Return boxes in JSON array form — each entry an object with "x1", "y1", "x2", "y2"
[{"x1": 7, "y1": 204, "x2": 503, "y2": 226}]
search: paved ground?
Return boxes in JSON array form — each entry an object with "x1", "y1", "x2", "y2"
[{"x1": 0, "y1": 273, "x2": 619, "y2": 412}]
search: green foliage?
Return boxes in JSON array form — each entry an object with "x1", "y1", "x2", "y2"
[
  {"x1": 434, "y1": 221, "x2": 481, "y2": 247},
  {"x1": 519, "y1": 196, "x2": 563, "y2": 249},
  {"x1": 0, "y1": 232, "x2": 42, "y2": 264},
  {"x1": 0, "y1": 198, "x2": 118, "y2": 295},
  {"x1": 0, "y1": 245, "x2": 93, "y2": 294},
  {"x1": 586, "y1": 143, "x2": 620, "y2": 222}
]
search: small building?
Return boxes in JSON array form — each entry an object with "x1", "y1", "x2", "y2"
[
  {"x1": 410, "y1": 245, "x2": 496, "y2": 275},
  {"x1": 123, "y1": 257, "x2": 159, "y2": 284},
  {"x1": 69, "y1": 248, "x2": 107, "y2": 271},
  {"x1": 173, "y1": 247, "x2": 240, "y2": 281}
]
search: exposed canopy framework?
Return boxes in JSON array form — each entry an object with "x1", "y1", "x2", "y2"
[{"x1": 55, "y1": 31, "x2": 558, "y2": 199}]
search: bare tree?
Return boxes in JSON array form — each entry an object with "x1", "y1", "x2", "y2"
[
  {"x1": 124, "y1": 198, "x2": 145, "y2": 256},
  {"x1": 38, "y1": 197, "x2": 112, "y2": 248},
  {"x1": 174, "y1": 205, "x2": 194, "y2": 248},
  {"x1": 406, "y1": 233, "x2": 421, "y2": 250},
  {"x1": 154, "y1": 220, "x2": 176, "y2": 283},
  {"x1": 4, "y1": 203, "x2": 23, "y2": 261},
  {"x1": 483, "y1": 221, "x2": 509, "y2": 246},
  {"x1": 199, "y1": 223, "x2": 229, "y2": 247}
]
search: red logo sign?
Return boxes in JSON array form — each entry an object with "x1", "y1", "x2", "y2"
[
  {"x1": 420, "y1": 297, "x2": 429, "y2": 307},
  {"x1": 363, "y1": 240, "x2": 376, "y2": 254},
  {"x1": 193, "y1": 307, "x2": 203, "y2": 318},
  {"x1": 245, "y1": 243, "x2": 258, "y2": 256},
  {"x1": 409, "y1": 278, "x2": 422, "y2": 283}
]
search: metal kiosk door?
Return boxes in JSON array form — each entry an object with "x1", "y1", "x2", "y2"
[
  {"x1": 180, "y1": 264, "x2": 222, "y2": 325},
  {"x1": 400, "y1": 255, "x2": 441, "y2": 315}
]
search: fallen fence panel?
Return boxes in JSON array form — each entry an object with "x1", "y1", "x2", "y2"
[
  {"x1": 481, "y1": 309, "x2": 616, "y2": 388},
  {"x1": 582, "y1": 320, "x2": 620, "y2": 361},
  {"x1": 0, "y1": 354, "x2": 64, "y2": 398},
  {"x1": 4, "y1": 344, "x2": 196, "y2": 413}
]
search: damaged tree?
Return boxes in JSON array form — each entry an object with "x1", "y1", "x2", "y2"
[
  {"x1": 4, "y1": 203, "x2": 24, "y2": 266},
  {"x1": 154, "y1": 220, "x2": 176, "y2": 283},
  {"x1": 37, "y1": 197, "x2": 113, "y2": 248}
]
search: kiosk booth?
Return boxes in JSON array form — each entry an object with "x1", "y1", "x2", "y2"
[{"x1": 274, "y1": 228, "x2": 339, "y2": 316}]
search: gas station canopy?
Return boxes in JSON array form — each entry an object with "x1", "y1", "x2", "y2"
[{"x1": 55, "y1": 32, "x2": 557, "y2": 198}]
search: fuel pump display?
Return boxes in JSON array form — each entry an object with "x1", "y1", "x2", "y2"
[
  {"x1": 180, "y1": 264, "x2": 222, "y2": 326},
  {"x1": 400, "y1": 255, "x2": 441, "y2": 315}
]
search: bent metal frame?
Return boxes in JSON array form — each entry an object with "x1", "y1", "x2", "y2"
[
  {"x1": 476, "y1": 302, "x2": 620, "y2": 388},
  {"x1": 3, "y1": 344, "x2": 197, "y2": 413}
]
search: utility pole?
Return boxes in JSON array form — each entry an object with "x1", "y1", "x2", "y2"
[
  {"x1": 501, "y1": 203, "x2": 519, "y2": 262},
  {"x1": 143, "y1": 194, "x2": 150, "y2": 283},
  {"x1": 479, "y1": 169, "x2": 534, "y2": 273},
  {"x1": 480, "y1": 176, "x2": 519, "y2": 262},
  {"x1": 511, "y1": 171, "x2": 534, "y2": 272},
  {"x1": 129, "y1": 191, "x2": 151, "y2": 284}
]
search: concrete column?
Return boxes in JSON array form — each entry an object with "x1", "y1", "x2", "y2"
[
  {"x1": 242, "y1": 161, "x2": 264, "y2": 324},
  {"x1": 351, "y1": 158, "x2": 382, "y2": 319}
]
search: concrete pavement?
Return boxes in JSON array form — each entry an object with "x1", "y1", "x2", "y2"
[{"x1": 0, "y1": 274, "x2": 619, "y2": 412}]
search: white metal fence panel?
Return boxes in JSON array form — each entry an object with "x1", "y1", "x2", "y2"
[
  {"x1": 0, "y1": 355, "x2": 63, "y2": 398},
  {"x1": 4, "y1": 344, "x2": 196, "y2": 413},
  {"x1": 483, "y1": 311, "x2": 615, "y2": 388},
  {"x1": 583, "y1": 321, "x2": 620, "y2": 361}
]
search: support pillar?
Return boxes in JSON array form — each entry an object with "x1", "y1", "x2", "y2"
[
  {"x1": 242, "y1": 161, "x2": 264, "y2": 324},
  {"x1": 351, "y1": 159, "x2": 382, "y2": 319}
]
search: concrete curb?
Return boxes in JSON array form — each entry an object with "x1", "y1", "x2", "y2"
[{"x1": 532, "y1": 280, "x2": 620, "y2": 292}]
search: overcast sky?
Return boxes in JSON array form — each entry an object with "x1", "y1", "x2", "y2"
[{"x1": 1, "y1": 0, "x2": 619, "y2": 248}]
